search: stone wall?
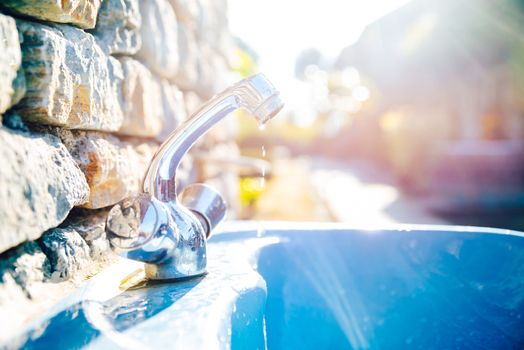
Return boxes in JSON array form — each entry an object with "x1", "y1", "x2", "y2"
[{"x1": 0, "y1": 0, "x2": 236, "y2": 341}]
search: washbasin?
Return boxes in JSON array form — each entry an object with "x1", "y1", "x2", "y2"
[{"x1": 10, "y1": 222, "x2": 524, "y2": 349}]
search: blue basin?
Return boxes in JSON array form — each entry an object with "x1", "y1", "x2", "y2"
[{"x1": 10, "y1": 222, "x2": 524, "y2": 349}]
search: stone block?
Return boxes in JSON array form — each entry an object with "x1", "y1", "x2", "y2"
[
  {"x1": 195, "y1": 47, "x2": 231, "y2": 98},
  {"x1": 39, "y1": 228, "x2": 91, "y2": 282},
  {"x1": 38, "y1": 208, "x2": 113, "y2": 282},
  {"x1": 118, "y1": 57, "x2": 163, "y2": 137},
  {"x1": 62, "y1": 209, "x2": 110, "y2": 259},
  {"x1": 198, "y1": 0, "x2": 234, "y2": 62},
  {"x1": 172, "y1": 23, "x2": 199, "y2": 90},
  {"x1": 89, "y1": 0, "x2": 141, "y2": 55},
  {"x1": 0, "y1": 0, "x2": 102, "y2": 29},
  {"x1": 208, "y1": 51, "x2": 232, "y2": 94},
  {"x1": 157, "y1": 80, "x2": 186, "y2": 140},
  {"x1": 117, "y1": 57, "x2": 186, "y2": 139},
  {"x1": 183, "y1": 90, "x2": 203, "y2": 117},
  {"x1": 14, "y1": 20, "x2": 124, "y2": 131},
  {"x1": 57, "y1": 130, "x2": 157, "y2": 209},
  {"x1": 198, "y1": 0, "x2": 227, "y2": 43},
  {"x1": 136, "y1": 0, "x2": 179, "y2": 80},
  {"x1": 0, "y1": 126, "x2": 89, "y2": 253},
  {"x1": 0, "y1": 241, "x2": 48, "y2": 298},
  {"x1": 169, "y1": 0, "x2": 203, "y2": 33},
  {"x1": 0, "y1": 14, "x2": 24, "y2": 115}
]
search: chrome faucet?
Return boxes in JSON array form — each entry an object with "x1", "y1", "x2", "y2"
[{"x1": 106, "y1": 73, "x2": 283, "y2": 280}]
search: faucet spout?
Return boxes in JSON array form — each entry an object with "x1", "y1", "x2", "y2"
[{"x1": 144, "y1": 73, "x2": 283, "y2": 203}]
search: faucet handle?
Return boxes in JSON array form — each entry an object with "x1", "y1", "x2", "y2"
[{"x1": 180, "y1": 183, "x2": 227, "y2": 237}]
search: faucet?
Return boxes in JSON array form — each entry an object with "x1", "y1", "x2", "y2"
[{"x1": 106, "y1": 73, "x2": 283, "y2": 280}]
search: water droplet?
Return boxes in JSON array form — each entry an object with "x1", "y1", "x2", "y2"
[
  {"x1": 258, "y1": 123, "x2": 266, "y2": 131},
  {"x1": 261, "y1": 145, "x2": 266, "y2": 158},
  {"x1": 259, "y1": 177, "x2": 265, "y2": 188}
]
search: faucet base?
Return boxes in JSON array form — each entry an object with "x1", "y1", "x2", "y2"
[{"x1": 144, "y1": 237, "x2": 207, "y2": 280}]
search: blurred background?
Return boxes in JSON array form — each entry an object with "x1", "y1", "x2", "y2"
[{"x1": 228, "y1": 0, "x2": 524, "y2": 230}]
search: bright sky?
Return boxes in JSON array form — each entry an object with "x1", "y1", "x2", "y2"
[{"x1": 228, "y1": 0, "x2": 411, "y2": 119}]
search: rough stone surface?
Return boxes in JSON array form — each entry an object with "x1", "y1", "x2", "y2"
[
  {"x1": 0, "y1": 241, "x2": 48, "y2": 299},
  {"x1": 10, "y1": 67, "x2": 26, "y2": 108},
  {"x1": 136, "y1": 0, "x2": 179, "y2": 80},
  {"x1": 14, "y1": 20, "x2": 124, "y2": 131},
  {"x1": 0, "y1": 209, "x2": 116, "y2": 344},
  {"x1": 39, "y1": 229, "x2": 91, "y2": 282},
  {"x1": 116, "y1": 57, "x2": 186, "y2": 138},
  {"x1": 62, "y1": 209, "x2": 110, "y2": 259},
  {"x1": 89, "y1": 0, "x2": 141, "y2": 55},
  {"x1": 196, "y1": 46, "x2": 231, "y2": 98},
  {"x1": 56, "y1": 129, "x2": 157, "y2": 209},
  {"x1": 118, "y1": 57, "x2": 163, "y2": 137},
  {"x1": 0, "y1": 126, "x2": 90, "y2": 253},
  {"x1": 0, "y1": 0, "x2": 102, "y2": 29},
  {"x1": 2, "y1": 110, "x2": 29, "y2": 131},
  {"x1": 0, "y1": 14, "x2": 24, "y2": 115},
  {"x1": 169, "y1": 0, "x2": 203, "y2": 33},
  {"x1": 213, "y1": 56, "x2": 231, "y2": 94},
  {"x1": 173, "y1": 23, "x2": 199, "y2": 90},
  {"x1": 158, "y1": 80, "x2": 186, "y2": 140},
  {"x1": 201, "y1": 0, "x2": 229, "y2": 48},
  {"x1": 184, "y1": 90, "x2": 203, "y2": 116}
]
